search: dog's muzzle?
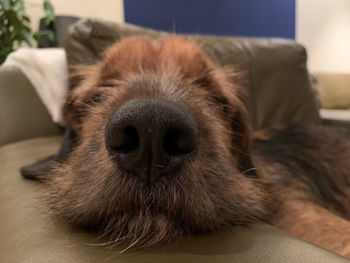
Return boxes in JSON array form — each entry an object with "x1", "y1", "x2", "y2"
[{"x1": 105, "y1": 99, "x2": 198, "y2": 184}]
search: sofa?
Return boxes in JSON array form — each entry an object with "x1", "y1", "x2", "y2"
[{"x1": 0, "y1": 20, "x2": 349, "y2": 262}]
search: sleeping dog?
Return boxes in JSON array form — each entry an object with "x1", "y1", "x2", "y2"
[{"x1": 22, "y1": 36, "x2": 350, "y2": 257}]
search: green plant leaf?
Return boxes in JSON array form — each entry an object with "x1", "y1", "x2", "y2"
[
  {"x1": 5, "y1": 10, "x2": 22, "y2": 29},
  {"x1": 21, "y1": 31, "x2": 32, "y2": 46},
  {"x1": 33, "y1": 30, "x2": 55, "y2": 43},
  {"x1": 0, "y1": 0, "x2": 33, "y2": 64},
  {"x1": 47, "y1": 30, "x2": 54, "y2": 41},
  {"x1": 22, "y1": 15, "x2": 30, "y2": 22},
  {"x1": 0, "y1": 0, "x2": 10, "y2": 10},
  {"x1": 14, "y1": 0, "x2": 25, "y2": 14},
  {"x1": 22, "y1": 24, "x2": 31, "y2": 32},
  {"x1": 43, "y1": 0, "x2": 55, "y2": 25},
  {"x1": 32, "y1": 31, "x2": 39, "y2": 42},
  {"x1": 0, "y1": 45, "x2": 14, "y2": 64}
]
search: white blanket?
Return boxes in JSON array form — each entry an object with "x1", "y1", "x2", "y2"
[{"x1": 3, "y1": 48, "x2": 68, "y2": 126}]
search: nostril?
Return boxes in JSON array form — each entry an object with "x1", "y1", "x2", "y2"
[
  {"x1": 163, "y1": 129, "x2": 183, "y2": 156},
  {"x1": 110, "y1": 125, "x2": 139, "y2": 154},
  {"x1": 163, "y1": 128, "x2": 197, "y2": 156}
]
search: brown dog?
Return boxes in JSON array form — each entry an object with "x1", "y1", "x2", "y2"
[{"x1": 21, "y1": 36, "x2": 350, "y2": 257}]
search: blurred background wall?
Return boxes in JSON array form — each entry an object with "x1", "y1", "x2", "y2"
[
  {"x1": 297, "y1": 0, "x2": 350, "y2": 73},
  {"x1": 26, "y1": 0, "x2": 124, "y2": 32},
  {"x1": 25, "y1": 0, "x2": 349, "y2": 73}
]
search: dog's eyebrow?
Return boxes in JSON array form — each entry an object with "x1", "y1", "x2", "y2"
[
  {"x1": 97, "y1": 81, "x2": 120, "y2": 87},
  {"x1": 98, "y1": 83, "x2": 118, "y2": 87}
]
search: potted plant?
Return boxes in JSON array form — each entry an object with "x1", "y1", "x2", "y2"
[{"x1": 0, "y1": 0, "x2": 56, "y2": 64}]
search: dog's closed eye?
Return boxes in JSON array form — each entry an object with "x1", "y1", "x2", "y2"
[
  {"x1": 82, "y1": 90, "x2": 105, "y2": 106},
  {"x1": 97, "y1": 81, "x2": 120, "y2": 88}
]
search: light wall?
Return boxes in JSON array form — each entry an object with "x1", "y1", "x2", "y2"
[
  {"x1": 26, "y1": 0, "x2": 124, "y2": 35},
  {"x1": 25, "y1": 1, "x2": 350, "y2": 73},
  {"x1": 296, "y1": 0, "x2": 350, "y2": 73}
]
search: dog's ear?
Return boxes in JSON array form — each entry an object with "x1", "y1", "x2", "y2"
[
  {"x1": 63, "y1": 65, "x2": 109, "y2": 133},
  {"x1": 215, "y1": 78, "x2": 257, "y2": 177},
  {"x1": 220, "y1": 75, "x2": 253, "y2": 166},
  {"x1": 198, "y1": 63, "x2": 250, "y2": 160},
  {"x1": 21, "y1": 126, "x2": 77, "y2": 181},
  {"x1": 214, "y1": 71, "x2": 258, "y2": 177},
  {"x1": 229, "y1": 95, "x2": 250, "y2": 157}
]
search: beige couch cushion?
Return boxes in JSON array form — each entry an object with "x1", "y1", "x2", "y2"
[
  {"x1": 313, "y1": 73, "x2": 350, "y2": 109},
  {"x1": 1, "y1": 136, "x2": 349, "y2": 262}
]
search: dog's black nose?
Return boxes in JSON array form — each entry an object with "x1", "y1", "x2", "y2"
[{"x1": 105, "y1": 99, "x2": 198, "y2": 183}]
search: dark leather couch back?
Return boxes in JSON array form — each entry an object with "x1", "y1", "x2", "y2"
[{"x1": 63, "y1": 19, "x2": 320, "y2": 130}]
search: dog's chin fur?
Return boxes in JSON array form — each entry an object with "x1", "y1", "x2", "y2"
[{"x1": 43, "y1": 135, "x2": 268, "y2": 249}]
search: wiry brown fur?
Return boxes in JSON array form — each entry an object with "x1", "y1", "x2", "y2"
[
  {"x1": 44, "y1": 36, "x2": 269, "y2": 250},
  {"x1": 40, "y1": 36, "x2": 350, "y2": 257},
  {"x1": 253, "y1": 123, "x2": 350, "y2": 258}
]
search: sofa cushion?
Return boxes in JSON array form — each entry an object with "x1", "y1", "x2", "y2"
[
  {"x1": 0, "y1": 136, "x2": 349, "y2": 262},
  {"x1": 63, "y1": 19, "x2": 321, "y2": 130},
  {"x1": 313, "y1": 73, "x2": 350, "y2": 109}
]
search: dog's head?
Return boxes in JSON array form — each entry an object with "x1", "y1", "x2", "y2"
[{"x1": 23, "y1": 36, "x2": 269, "y2": 248}]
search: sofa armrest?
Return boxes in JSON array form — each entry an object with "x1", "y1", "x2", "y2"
[
  {"x1": 320, "y1": 109, "x2": 350, "y2": 128},
  {"x1": 0, "y1": 66, "x2": 62, "y2": 146}
]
